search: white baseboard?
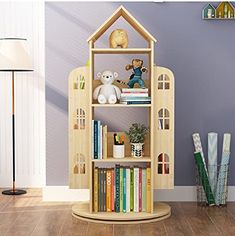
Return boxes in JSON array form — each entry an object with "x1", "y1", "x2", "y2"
[{"x1": 43, "y1": 186, "x2": 235, "y2": 202}]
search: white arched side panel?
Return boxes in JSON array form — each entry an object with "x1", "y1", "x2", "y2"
[
  {"x1": 0, "y1": 2, "x2": 45, "y2": 187},
  {"x1": 69, "y1": 67, "x2": 90, "y2": 189},
  {"x1": 154, "y1": 66, "x2": 174, "y2": 189}
]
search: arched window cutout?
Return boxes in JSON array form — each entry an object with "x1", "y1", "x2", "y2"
[
  {"x1": 79, "y1": 154, "x2": 86, "y2": 174},
  {"x1": 73, "y1": 77, "x2": 79, "y2": 89},
  {"x1": 79, "y1": 108, "x2": 86, "y2": 129},
  {"x1": 158, "y1": 108, "x2": 170, "y2": 130},
  {"x1": 80, "y1": 75, "x2": 85, "y2": 90},
  {"x1": 73, "y1": 109, "x2": 79, "y2": 129},
  {"x1": 157, "y1": 153, "x2": 170, "y2": 174},
  {"x1": 158, "y1": 74, "x2": 170, "y2": 90},
  {"x1": 73, "y1": 153, "x2": 86, "y2": 175}
]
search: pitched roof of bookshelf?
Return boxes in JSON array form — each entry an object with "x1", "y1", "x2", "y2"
[{"x1": 87, "y1": 5, "x2": 157, "y2": 43}]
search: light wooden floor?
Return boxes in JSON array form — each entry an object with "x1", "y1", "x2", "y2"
[{"x1": 0, "y1": 189, "x2": 235, "y2": 236}]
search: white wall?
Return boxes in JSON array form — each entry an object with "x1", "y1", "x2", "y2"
[{"x1": 0, "y1": 2, "x2": 45, "y2": 187}]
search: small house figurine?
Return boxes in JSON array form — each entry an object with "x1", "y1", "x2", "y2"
[
  {"x1": 216, "y1": 2, "x2": 235, "y2": 19},
  {"x1": 202, "y1": 4, "x2": 216, "y2": 19}
]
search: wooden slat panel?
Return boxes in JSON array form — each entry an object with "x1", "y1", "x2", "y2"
[
  {"x1": 69, "y1": 67, "x2": 90, "y2": 189},
  {"x1": 154, "y1": 66, "x2": 174, "y2": 189}
]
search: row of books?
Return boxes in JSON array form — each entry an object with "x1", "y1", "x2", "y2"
[
  {"x1": 120, "y1": 88, "x2": 151, "y2": 105},
  {"x1": 92, "y1": 120, "x2": 107, "y2": 159},
  {"x1": 93, "y1": 165, "x2": 151, "y2": 213}
]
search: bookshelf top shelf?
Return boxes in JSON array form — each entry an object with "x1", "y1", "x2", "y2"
[
  {"x1": 92, "y1": 104, "x2": 151, "y2": 108},
  {"x1": 91, "y1": 48, "x2": 152, "y2": 54},
  {"x1": 92, "y1": 157, "x2": 151, "y2": 163}
]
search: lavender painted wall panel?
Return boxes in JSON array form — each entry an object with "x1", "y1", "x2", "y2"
[{"x1": 46, "y1": 2, "x2": 235, "y2": 186}]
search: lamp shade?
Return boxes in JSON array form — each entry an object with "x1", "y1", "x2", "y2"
[{"x1": 0, "y1": 38, "x2": 33, "y2": 71}]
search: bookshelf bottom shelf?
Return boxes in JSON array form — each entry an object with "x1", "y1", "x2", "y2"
[{"x1": 72, "y1": 202, "x2": 171, "y2": 224}]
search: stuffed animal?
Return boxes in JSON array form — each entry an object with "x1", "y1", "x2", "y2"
[
  {"x1": 93, "y1": 71, "x2": 121, "y2": 104},
  {"x1": 109, "y1": 29, "x2": 128, "y2": 48},
  {"x1": 125, "y1": 59, "x2": 147, "y2": 88}
]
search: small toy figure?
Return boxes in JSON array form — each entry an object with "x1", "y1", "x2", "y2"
[
  {"x1": 93, "y1": 70, "x2": 121, "y2": 104},
  {"x1": 125, "y1": 59, "x2": 147, "y2": 88},
  {"x1": 109, "y1": 29, "x2": 128, "y2": 48}
]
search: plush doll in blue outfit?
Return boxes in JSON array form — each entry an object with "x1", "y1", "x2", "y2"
[{"x1": 125, "y1": 59, "x2": 148, "y2": 88}]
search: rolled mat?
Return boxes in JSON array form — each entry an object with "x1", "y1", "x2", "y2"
[
  {"x1": 208, "y1": 132, "x2": 218, "y2": 195},
  {"x1": 215, "y1": 133, "x2": 231, "y2": 205},
  {"x1": 194, "y1": 151, "x2": 215, "y2": 206}
]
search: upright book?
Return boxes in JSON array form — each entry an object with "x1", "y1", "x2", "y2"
[
  {"x1": 115, "y1": 165, "x2": 120, "y2": 212},
  {"x1": 134, "y1": 167, "x2": 139, "y2": 212}
]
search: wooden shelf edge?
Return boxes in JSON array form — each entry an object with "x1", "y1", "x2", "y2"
[
  {"x1": 91, "y1": 48, "x2": 152, "y2": 54},
  {"x1": 92, "y1": 104, "x2": 151, "y2": 107},
  {"x1": 72, "y1": 202, "x2": 171, "y2": 224},
  {"x1": 203, "y1": 17, "x2": 235, "y2": 20},
  {"x1": 92, "y1": 157, "x2": 151, "y2": 162}
]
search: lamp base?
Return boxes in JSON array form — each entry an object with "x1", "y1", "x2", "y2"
[{"x1": 2, "y1": 189, "x2": 27, "y2": 195}]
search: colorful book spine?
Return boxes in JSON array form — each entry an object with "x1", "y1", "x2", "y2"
[
  {"x1": 115, "y1": 165, "x2": 120, "y2": 212},
  {"x1": 94, "y1": 167, "x2": 98, "y2": 212},
  {"x1": 106, "y1": 169, "x2": 112, "y2": 212},
  {"x1": 122, "y1": 88, "x2": 148, "y2": 93},
  {"x1": 120, "y1": 167, "x2": 123, "y2": 212},
  {"x1": 97, "y1": 121, "x2": 101, "y2": 159},
  {"x1": 123, "y1": 168, "x2": 126, "y2": 213},
  {"x1": 100, "y1": 123, "x2": 103, "y2": 159},
  {"x1": 134, "y1": 167, "x2": 139, "y2": 212},
  {"x1": 126, "y1": 167, "x2": 130, "y2": 213},
  {"x1": 130, "y1": 168, "x2": 134, "y2": 212},
  {"x1": 146, "y1": 167, "x2": 151, "y2": 212},
  {"x1": 142, "y1": 168, "x2": 147, "y2": 212},
  {"x1": 91, "y1": 120, "x2": 94, "y2": 159},
  {"x1": 94, "y1": 121, "x2": 98, "y2": 159},
  {"x1": 103, "y1": 169, "x2": 106, "y2": 211},
  {"x1": 103, "y1": 125, "x2": 107, "y2": 159},
  {"x1": 139, "y1": 167, "x2": 142, "y2": 212},
  {"x1": 121, "y1": 101, "x2": 151, "y2": 105},
  {"x1": 120, "y1": 97, "x2": 151, "y2": 101},
  {"x1": 111, "y1": 168, "x2": 115, "y2": 211},
  {"x1": 120, "y1": 93, "x2": 148, "y2": 97},
  {"x1": 100, "y1": 168, "x2": 103, "y2": 211}
]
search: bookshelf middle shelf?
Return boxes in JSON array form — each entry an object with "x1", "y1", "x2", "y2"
[
  {"x1": 91, "y1": 130, "x2": 151, "y2": 160},
  {"x1": 92, "y1": 157, "x2": 151, "y2": 163}
]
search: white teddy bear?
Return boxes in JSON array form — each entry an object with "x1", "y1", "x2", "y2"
[{"x1": 93, "y1": 71, "x2": 121, "y2": 104}]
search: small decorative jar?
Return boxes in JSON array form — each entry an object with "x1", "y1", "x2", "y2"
[{"x1": 131, "y1": 143, "x2": 144, "y2": 158}]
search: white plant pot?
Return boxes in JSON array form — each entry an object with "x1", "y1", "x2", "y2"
[{"x1": 131, "y1": 143, "x2": 144, "y2": 158}]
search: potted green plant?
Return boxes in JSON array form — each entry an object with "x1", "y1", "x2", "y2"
[{"x1": 125, "y1": 123, "x2": 149, "y2": 158}]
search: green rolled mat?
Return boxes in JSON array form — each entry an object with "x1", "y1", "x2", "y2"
[{"x1": 194, "y1": 152, "x2": 215, "y2": 206}]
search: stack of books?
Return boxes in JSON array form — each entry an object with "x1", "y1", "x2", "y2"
[
  {"x1": 120, "y1": 88, "x2": 151, "y2": 105},
  {"x1": 92, "y1": 120, "x2": 107, "y2": 159},
  {"x1": 93, "y1": 165, "x2": 151, "y2": 213}
]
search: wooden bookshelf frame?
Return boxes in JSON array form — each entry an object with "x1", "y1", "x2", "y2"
[{"x1": 69, "y1": 5, "x2": 174, "y2": 223}]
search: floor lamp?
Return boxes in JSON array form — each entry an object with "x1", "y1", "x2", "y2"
[{"x1": 0, "y1": 38, "x2": 33, "y2": 195}]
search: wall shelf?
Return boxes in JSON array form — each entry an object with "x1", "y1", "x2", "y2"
[{"x1": 202, "y1": 2, "x2": 235, "y2": 20}]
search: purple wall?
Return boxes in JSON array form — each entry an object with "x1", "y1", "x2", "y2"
[{"x1": 46, "y1": 2, "x2": 235, "y2": 186}]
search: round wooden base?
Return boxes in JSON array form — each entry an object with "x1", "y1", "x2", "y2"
[{"x1": 72, "y1": 202, "x2": 171, "y2": 224}]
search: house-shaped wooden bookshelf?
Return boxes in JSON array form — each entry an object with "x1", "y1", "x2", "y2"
[{"x1": 68, "y1": 5, "x2": 175, "y2": 223}]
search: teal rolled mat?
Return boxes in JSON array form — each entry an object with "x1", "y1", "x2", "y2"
[
  {"x1": 194, "y1": 152, "x2": 215, "y2": 206},
  {"x1": 208, "y1": 132, "x2": 218, "y2": 195}
]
